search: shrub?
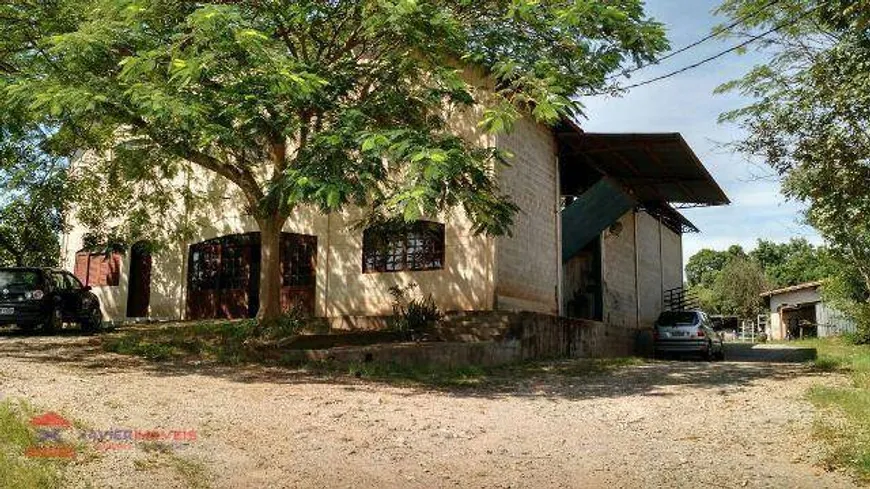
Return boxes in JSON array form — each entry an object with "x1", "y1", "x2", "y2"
[
  {"x1": 388, "y1": 283, "x2": 442, "y2": 338},
  {"x1": 257, "y1": 304, "x2": 308, "y2": 340}
]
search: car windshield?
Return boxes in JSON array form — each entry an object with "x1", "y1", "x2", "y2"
[
  {"x1": 656, "y1": 312, "x2": 699, "y2": 327},
  {"x1": 0, "y1": 270, "x2": 41, "y2": 291}
]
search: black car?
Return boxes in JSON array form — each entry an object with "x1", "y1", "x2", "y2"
[{"x1": 0, "y1": 267, "x2": 103, "y2": 333}]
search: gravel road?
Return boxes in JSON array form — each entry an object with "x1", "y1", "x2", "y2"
[{"x1": 0, "y1": 331, "x2": 859, "y2": 489}]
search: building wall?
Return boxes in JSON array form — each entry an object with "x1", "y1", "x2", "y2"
[
  {"x1": 661, "y1": 223, "x2": 683, "y2": 292},
  {"x1": 62, "y1": 179, "x2": 496, "y2": 322},
  {"x1": 600, "y1": 210, "x2": 684, "y2": 331},
  {"x1": 636, "y1": 212, "x2": 663, "y2": 328},
  {"x1": 493, "y1": 117, "x2": 560, "y2": 314},
  {"x1": 602, "y1": 212, "x2": 638, "y2": 329}
]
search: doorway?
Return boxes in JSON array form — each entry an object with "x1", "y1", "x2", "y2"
[{"x1": 126, "y1": 241, "x2": 152, "y2": 318}]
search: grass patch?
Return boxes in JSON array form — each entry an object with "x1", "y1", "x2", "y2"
[
  {"x1": 308, "y1": 357, "x2": 643, "y2": 389},
  {"x1": 102, "y1": 321, "x2": 256, "y2": 364},
  {"x1": 0, "y1": 400, "x2": 65, "y2": 489},
  {"x1": 795, "y1": 337, "x2": 870, "y2": 482}
]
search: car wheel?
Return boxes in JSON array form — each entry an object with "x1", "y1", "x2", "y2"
[
  {"x1": 81, "y1": 307, "x2": 102, "y2": 334},
  {"x1": 42, "y1": 306, "x2": 62, "y2": 334},
  {"x1": 703, "y1": 342, "x2": 714, "y2": 361}
]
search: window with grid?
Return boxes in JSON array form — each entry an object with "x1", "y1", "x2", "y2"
[
  {"x1": 362, "y1": 221, "x2": 445, "y2": 273},
  {"x1": 281, "y1": 236, "x2": 316, "y2": 287},
  {"x1": 219, "y1": 244, "x2": 248, "y2": 290},
  {"x1": 188, "y1": 244, "x2": 220, "y2": 291}
]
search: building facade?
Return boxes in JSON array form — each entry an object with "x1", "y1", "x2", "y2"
[{"x1": 62, "y1": 116, "x2": 727, "y2": 335}]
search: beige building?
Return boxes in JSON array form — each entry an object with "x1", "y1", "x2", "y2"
[{"x1": 61, "y1": 117, "x2": 727, "y2": 336}]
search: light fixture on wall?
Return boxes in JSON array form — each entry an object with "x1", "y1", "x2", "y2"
[{"x1": 608, "y1": 221, "x2": 624, "y2": 238}]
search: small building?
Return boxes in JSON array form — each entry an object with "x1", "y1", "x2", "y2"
[{"x1": 761, "y1": 281, "x2": 856, "y2": 340}]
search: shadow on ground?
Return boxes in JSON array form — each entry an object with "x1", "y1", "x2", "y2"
[{"x1": 0, "y1": 327, "x2": 824, "y2": 402}]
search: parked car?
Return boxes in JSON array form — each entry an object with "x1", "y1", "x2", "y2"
[
  {"x1": 0, "y1": 267, "x2": 103, "y2": 333},
  {"x1": 653, "y1": 310, "x2": 725, "y2": 360}
]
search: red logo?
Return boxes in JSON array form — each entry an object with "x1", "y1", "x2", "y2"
[{"x1": 30, "y1": 412, "x2": 72, "y2": 428}]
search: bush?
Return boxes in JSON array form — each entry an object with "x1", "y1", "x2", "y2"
[
  {"x1": 257, "y1": 304, "x2": 309, "y2": 340},
  {"x1": 388, "y1": 283, "x2": 442, "y2": 339}
]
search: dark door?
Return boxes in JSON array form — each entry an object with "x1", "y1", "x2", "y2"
[
  {"x1": 279, "y1": 234, "x2": 317, "y2": 315},
  {"x1": 126, "y1": 241, "x2": 152, "y2": 317},
  {"x1": 186, "y1": 232, "x2": 317, "y2": 320}
]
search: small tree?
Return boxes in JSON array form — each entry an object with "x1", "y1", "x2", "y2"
[
  {"x1": 0, "y1": 0, "x2": 667, "y2": 321},
  {"x1": 712, "y1": 257, "x2": 768, "y2": 320}
]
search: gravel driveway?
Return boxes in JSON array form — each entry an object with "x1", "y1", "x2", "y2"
[{"x1": 0, "y1": 331, "x2": 859, "y2": 489}]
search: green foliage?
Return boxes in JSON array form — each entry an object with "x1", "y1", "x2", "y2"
[
  {"x1": 0, "y1": 130, "x2": 69, "y2": 267},
  {"x1": 388, "y1": 283, "x2": 443, "y2": 337},
  {"x1": 715, "y1": 0, "x2": 870, "y2": 332},
  {"x1": 0, "y1": 0, "x2": 668, "y2": 318},
  {"x1": 0, "y1": 400, "x2": 64, "y2": 489},
  {"x1": 712, "y1": 257, "x2": 768, "y2": 319},
  {"x1": 257, "y1": 304, "x2": 311, "y2": 340},
  {"x1": 800, "y1": 337, "x2": 870, "y2": 481},
  {"x1": 0, "y1": 0, "x2": 668, "y2": 238},
  {"x1": 685, "y1": 245, "x2": 745, "y2": 288}
]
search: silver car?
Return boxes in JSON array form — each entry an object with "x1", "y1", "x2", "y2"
[{"x1": 653, "y1": 310, "x2": 725, "y2": 360}]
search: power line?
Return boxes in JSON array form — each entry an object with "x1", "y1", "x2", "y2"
[
  {"x1": 591, "y1": 5, "x2": 819, "y2": 95},
  {"x1": 610, "y1": 0, "x2": 784, "y2": 80}
]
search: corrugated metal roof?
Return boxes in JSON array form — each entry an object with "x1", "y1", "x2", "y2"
[
  {"x1": 761, "y1": 281, "x2": 824, "y2": 298},
  {"x1": 557, "y1": 128, "x2": 730, "y2": 207}
]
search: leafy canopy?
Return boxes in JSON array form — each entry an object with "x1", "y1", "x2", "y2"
[
  {"x1": 0, "y1": 0, "x2": 668, "y2": 243},
  {"x1": 0, "y1": 128, "x2": 69, "y2": 267},
  {"x1": 715, "y1": 0, "x2": 870, "y2": 296}
]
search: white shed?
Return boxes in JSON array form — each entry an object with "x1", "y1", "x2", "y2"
[{"x1": 761, "y1": 281, "x2": 856, "y2": 340}]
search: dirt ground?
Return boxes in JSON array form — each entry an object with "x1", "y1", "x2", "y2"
[{"x1": 0, "y1": 330, "x2": 861, "y2": 489}]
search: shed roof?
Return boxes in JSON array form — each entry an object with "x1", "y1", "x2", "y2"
[
  {"x1": 760, "y1": 281, "x2": 824, "y2": 298},
  {"x1": 557, "y1": 128, "x2": 730, "y2": 207}
]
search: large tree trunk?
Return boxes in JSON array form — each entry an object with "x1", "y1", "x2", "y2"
[{"x1": 256, "y1": 215, "x2": 288, "y2": 323}]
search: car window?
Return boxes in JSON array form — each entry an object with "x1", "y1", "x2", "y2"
[
  {"x1": 51, "y1": 273, "x2": 67, "y2": 291},
  {"x1": 64, "y1": 273, "x2": 84, "y2": 290},
  {"x1": 0, "y1": 270, "x2": 41, "y2": 291},
  {"x1": 655, "y1": 311, "x2": 699, "y2": 327}
]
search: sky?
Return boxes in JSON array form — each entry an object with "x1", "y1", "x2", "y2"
[{"x1": 579, "y1": 0, "x2": 823, "y2": 263}]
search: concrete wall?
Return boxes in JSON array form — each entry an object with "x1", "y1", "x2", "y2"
[
  {"x1": 493, "y1": 118, "x2": 560, "y2": 314},
  {"x1": 600, "y1": 210, "x2": 684, "y2": 331},
  {"x1": 636, "y1": 212, "x2": 663, "y2": 328},
  {"x1": 661, "y1": 224, "x2": 683, "y2": 291},
  {"x1": 602, "y1": 212, "x2": 638, "y2": 329},
  {"x1": 284, "y1": 311, "x2": 639, "y2": 369}
]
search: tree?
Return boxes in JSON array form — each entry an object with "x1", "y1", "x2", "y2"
[
  {"x1": 0, "y1": 129, "x2": 68, "y2": 267},
  {"x1": 685, "y1": 245, "x2": 745, "y2": 288},
  {"x1": 712, "y1": 257, "x2": 767, "y2": 319},
  {"x1": 0, "y1": 0, "x2": 667, "y2": 322},
  {"x1": 749, "y1": 238, "x2": 837, "y2": 288},
  {"x1": 715, "y1": 0, "x2": 870, "y2": 302}
]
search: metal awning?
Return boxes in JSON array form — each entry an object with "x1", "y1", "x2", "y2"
[{"x1": 557, "y1": 126, "x2": 730, "y2": 207}]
